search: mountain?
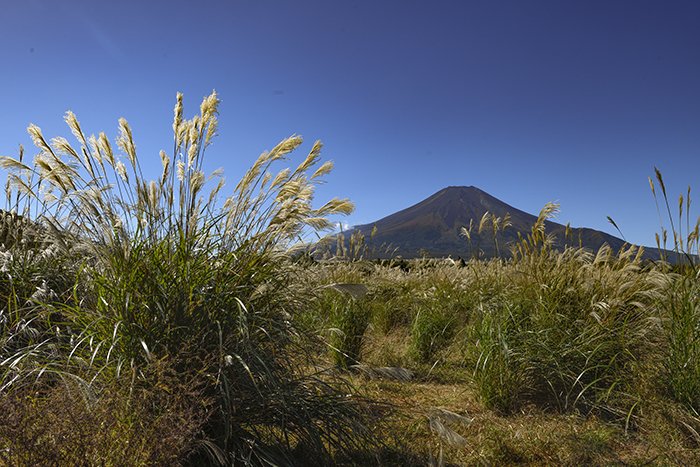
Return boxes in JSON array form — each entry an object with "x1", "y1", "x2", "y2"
[{"x1": 342, "y1": 186, "x2": 657, "y2": 259}]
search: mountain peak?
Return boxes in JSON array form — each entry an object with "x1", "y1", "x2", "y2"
[
  {"x1": 439, "y1": 185, "x2": 481, "y2": 194},
  {"x1": 348, "y1": 186, "x2": 634, "y2": 259}
]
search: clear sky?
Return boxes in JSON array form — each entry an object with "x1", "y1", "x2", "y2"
[{"x1": 1, "y1": 0, "x2": 698, "y2": 247}]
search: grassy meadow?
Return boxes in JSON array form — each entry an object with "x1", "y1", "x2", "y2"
[{"x1": 1, "y1": 93, "x2": 699, "y2": 465}]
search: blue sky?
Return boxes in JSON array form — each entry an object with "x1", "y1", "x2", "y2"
[{"x1": 1, "y1": 0, "x2": 698, "y2": 246}]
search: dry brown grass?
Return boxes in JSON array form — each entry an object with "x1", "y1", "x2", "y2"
[
  {"x1": 0, "y1": 358, "x2": 211, "y2": 466},
  {"x1": 352, "y1": 365, "x2": 700, "y2": 465}
]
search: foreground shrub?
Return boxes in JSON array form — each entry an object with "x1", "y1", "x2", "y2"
[{"x1": 0, "y1": 92, "x2": 379, "y2": 464}]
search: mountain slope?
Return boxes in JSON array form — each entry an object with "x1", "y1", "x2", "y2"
[{"x1": 345, "y1": 186, "x2": 649, "y2": 259}]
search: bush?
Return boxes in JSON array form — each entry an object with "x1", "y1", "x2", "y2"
[{"x1": 0, "y1": 92, "x2": 379, "y2": 464}]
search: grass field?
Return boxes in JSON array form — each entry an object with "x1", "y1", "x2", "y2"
[
  {"x1": 0, "y1": 93, "x2": 699, "y2": 465},
  {"x1": 297, "y1": 253, "x2": 700, "y2": 465}
]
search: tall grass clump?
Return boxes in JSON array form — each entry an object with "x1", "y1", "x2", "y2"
[
  {"x1": 467, "y1": 203, "x2": 665, "y2": 416},
  {"x1": 410, "y1": 302, "x2": 455, "y2": 364},
  {"x1": 0, "y1": 92, "x2": 380, "y2": 464},
  {"x1": 370, "y1": 278, "x2": 420, "y2": 334},
  {"x1": 648, "y1": 168, "x2": 700, "y2": 413},
  {"x1": 662, "y1": 273, "x2": 700, "y2": 412},
  {"x1": 325, "y1": 293, "x2": 371, "y2": 368},
  {"x1": 407, "y1": 262, "x2": 481, "y2": 364}
]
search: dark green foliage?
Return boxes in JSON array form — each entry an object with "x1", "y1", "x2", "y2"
[
  {"x1": 467, "y1": 242, "x2": 659, "y2": 416},
  {"x1": 468, "y1": 301, "x2": 529, "y2": 413},
  {"x1": 327, "y1": 294, "x2": 371, "y2": 368},
  {"x1": 371, "y1": 282, "x2": 416, "y2": 334},
  {"x1": 410, "y1": 304, "x2": 455, "y2": 363},
  {"x1": 662, "y1": 275, "x2": 700, "y2": 413}
]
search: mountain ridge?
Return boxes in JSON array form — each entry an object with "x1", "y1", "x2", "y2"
[{"x1": 343, "y1": 186, "x2": 660, "y2": 260}]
